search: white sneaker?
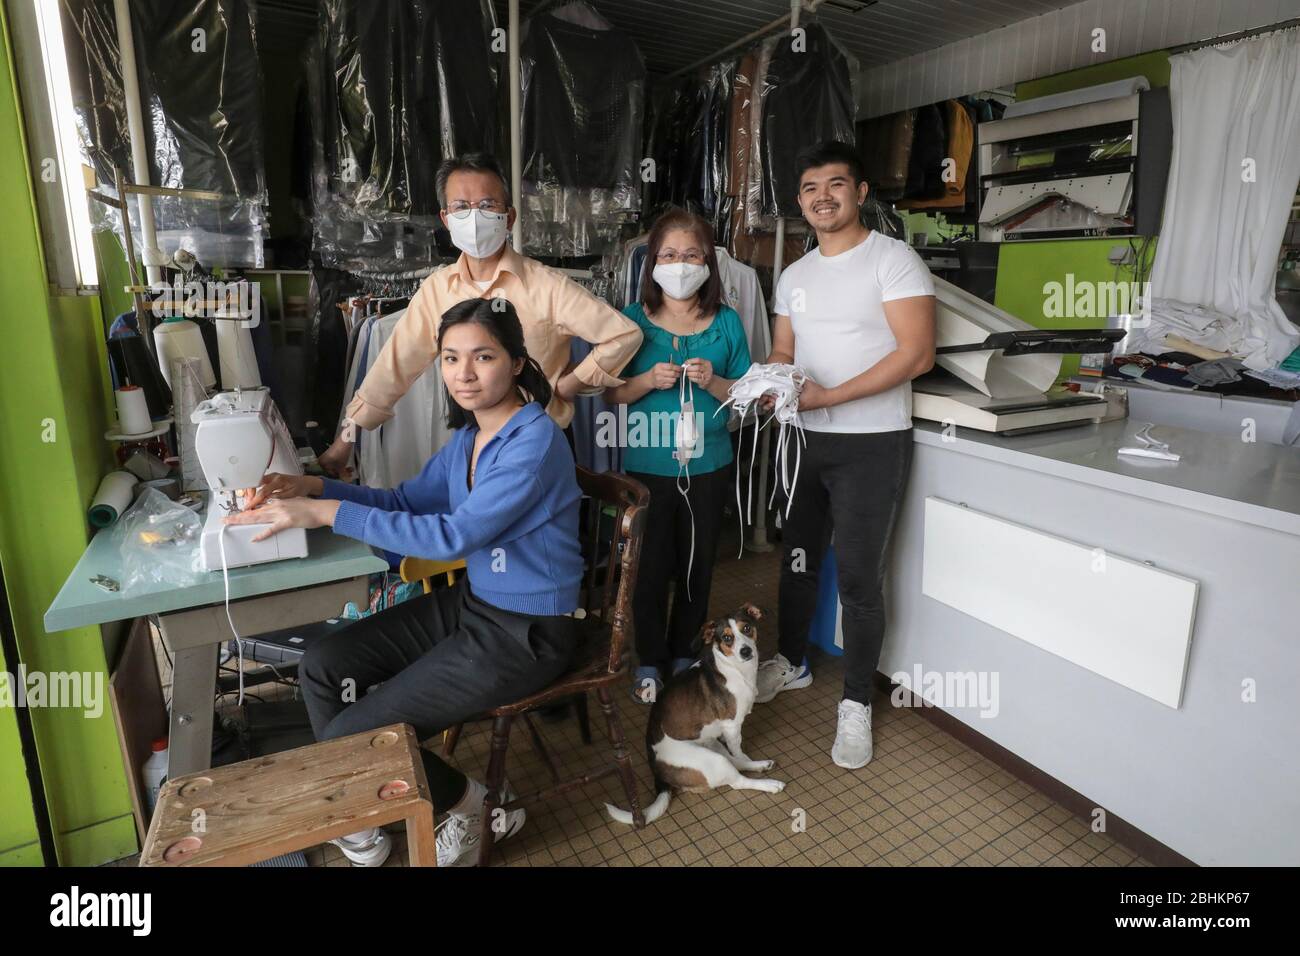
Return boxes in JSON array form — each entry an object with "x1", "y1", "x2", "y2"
[
  {"x1": 832, "y1": 699, "x2": 873, "y2": 769},
  {"x1": 435, "y1": 784, "x2": 526, "y2": 867},
  {"x1": 329, "y1": 826, "x2": 392, "y2": 867},
  {"x1": 755, "y1": 653, "x2": 813, "y2": 703}
]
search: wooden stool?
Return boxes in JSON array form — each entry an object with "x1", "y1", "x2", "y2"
[{"x1": 141, "y1": 723, "x2": 437, "y2": 867}]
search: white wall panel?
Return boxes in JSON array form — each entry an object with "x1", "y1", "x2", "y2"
[{"x1": 857, "y1": 0, "x2": 1300, "y2": 118}]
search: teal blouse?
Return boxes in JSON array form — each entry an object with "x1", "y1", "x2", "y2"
[{"x1": 618, "y1": 302, "x2": 752, "y2": 477}]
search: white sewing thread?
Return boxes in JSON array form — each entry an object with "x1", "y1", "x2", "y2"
[
  {"x1": 218, "y1": 522, "x2": 246, "y2": 707},
  {"x1": 675, "y1": 361, "x2": 699, "y2": 602}
]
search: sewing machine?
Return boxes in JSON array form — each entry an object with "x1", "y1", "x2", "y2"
[
  {"x1": 912, "y1": 276, "x2": 1124, "y2": 434},
  {"x1": 191, "y1": 388, "x2": 308, "y2": 571}
]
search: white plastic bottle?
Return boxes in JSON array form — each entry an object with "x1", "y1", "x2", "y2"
[
  {"x1": 154, "y1": 317, "x2": 216, "y2": 390},
  {"x1": 142, "y1": 737, "x2": 169, "y2": 815}
]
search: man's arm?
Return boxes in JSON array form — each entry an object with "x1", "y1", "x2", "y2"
[
  {"x1": 767, "y1": 312, "x2": 795, "y2": 365},
  {"x1": 552, "y1": 277, "x2": 643, "y2": 398},
  {"x1": 320, "y1": 285, "x2": 439, "y2": 475},
  {"x1": 344, "y1": 283, "x2": 438, "y2": 429},
  {"x1": 798, "y1": 295, "x2": 936, "y2": 411}
]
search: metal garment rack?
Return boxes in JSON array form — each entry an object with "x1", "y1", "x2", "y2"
[{"x1": 84, "y1": 165, "x2": 229, "y2": 361}]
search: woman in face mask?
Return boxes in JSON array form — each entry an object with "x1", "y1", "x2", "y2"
[{"x1": 604, "y1": 209, "x2": 753, "y2": 703}]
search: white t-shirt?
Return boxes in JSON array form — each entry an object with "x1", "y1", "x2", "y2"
[{"x1": 773, "y1": 230, "x2": 934, "y2": 433}]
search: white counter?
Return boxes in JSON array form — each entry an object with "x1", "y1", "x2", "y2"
[{"x1": 874, "y1": 419, "x2": 1300, "y2": 865}]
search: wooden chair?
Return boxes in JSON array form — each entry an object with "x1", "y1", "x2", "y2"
[
  {"x1": 406, "y1": 466, "x2": 651, "y2": 865},
  {"x1": 140, "y1": 723, "x2": 437, "y2": 867}
]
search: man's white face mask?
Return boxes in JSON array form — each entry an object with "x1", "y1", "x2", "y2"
[
  {"x1": 653, "y1": 262, "x2": 710, "y2": 300},
  {"x1": 447, "y1": 208, "x2": 509, "y2": 259}
]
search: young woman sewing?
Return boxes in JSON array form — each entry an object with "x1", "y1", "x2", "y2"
[
  {"x1": 225, "y1": 297, "x2": 583, "y2": 867},
  {"x1": 604, "y1": 208, "x2": 752, "y2": 704}
]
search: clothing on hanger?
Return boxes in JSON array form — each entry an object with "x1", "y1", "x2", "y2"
[
  {"x1": 898, "y1": 100, "x2": 974, "y2": 210},
  {"x1": 758, "y1": 21, "x2": 858, "y2": 219}
]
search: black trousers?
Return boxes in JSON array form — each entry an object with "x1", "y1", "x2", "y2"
[
  {"x1": 627, "y1": 467, "x2": 731, "y2": 671},
  {"x1": 299, "y1": 579, "x2": 578, "y2": 809},
  {"x1": 777, "y1": 428, "x2": 913, "y2": 705}
]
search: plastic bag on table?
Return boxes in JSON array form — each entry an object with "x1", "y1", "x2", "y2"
[{"x1": 117, "y1": 489, "x2": 204, "y2": 595}]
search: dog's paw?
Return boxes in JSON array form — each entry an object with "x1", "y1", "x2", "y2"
[
  {"x1": 752, "y1": 758, "x2": 775, "y2": 771},
  {"x1": 754, "y1": 778, "x2": 785, "y2": 793}
]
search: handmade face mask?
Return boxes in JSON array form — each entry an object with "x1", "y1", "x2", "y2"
[
  {"x1": 447, "y1": 208, "x2": 508, "y2": 259},
  {"x1": 653, "y1": 262, "x2": 710, "y2": 300}
]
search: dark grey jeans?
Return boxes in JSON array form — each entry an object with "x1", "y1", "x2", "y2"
[
  {"x1": 777, "y1": 428, "x2": 913, "y2": 705},
  {"x1": 299, "y1": 578, "x2": 578, "y2": 809}
]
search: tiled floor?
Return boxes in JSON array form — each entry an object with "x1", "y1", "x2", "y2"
[{"x1": 139, "y1": 528, "x2": 1152, "y2": 868}]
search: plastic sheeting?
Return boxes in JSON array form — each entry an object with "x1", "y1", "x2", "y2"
[
  {"x1": 758, "y1": 21, "x2": 859, "y2": 219},
  {"x1": 643, "y1": 61, "x2": 733, "y2": 237},
  {"x1": 520, "y1": 2, "x2": 645, "y2": 257},
  {"x1": 309, "y1": 0, "x2": 499, "y2": 273},
  {"x1": 60, "y1": 0, "x2": 268, "y2": 268}
]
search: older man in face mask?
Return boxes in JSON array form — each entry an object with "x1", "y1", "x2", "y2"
[{"x1": 319, "y1": 152, "x2": 642, "y2": 476}]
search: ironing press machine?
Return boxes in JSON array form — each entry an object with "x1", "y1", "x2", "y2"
[
  {"x1": 912, "y1": 276, "x2": 1125, "y2": 435},
  {"x1": 191, "y1": 387, "x2": 308, "y2": 571}
]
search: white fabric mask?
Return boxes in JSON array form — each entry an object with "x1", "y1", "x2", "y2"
[
  {"x1": 447, "y1": 208, "x2": 509, "y2": 259},
  {"x1": 653, "y1": 262, "x2": 710, "y2": 300}
]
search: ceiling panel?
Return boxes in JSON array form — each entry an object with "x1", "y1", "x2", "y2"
[
  {"x1": 254, "y1": 1, "x2": 1093, "y2": 76},
  {"x1": 494, "y1": 0, "x2": 1091, "y2": 76}
]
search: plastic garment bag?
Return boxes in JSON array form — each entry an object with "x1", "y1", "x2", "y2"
[
  {"x1": 758, "y1": 21, "x2": 858, "y2": 219},
  {"x1": 519, "y1": 2, "x2": 645, "y2": 256},
  {"x1": 60, "y1": 0, "x2": 268, "y2": 267},
  {"x1": 310, "y1": 0, "x2": 499, "y2": 272}
]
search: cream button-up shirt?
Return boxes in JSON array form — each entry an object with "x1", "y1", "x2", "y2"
[{"x1": 345, "y1": 245, "x2": 642, "y2": 430}]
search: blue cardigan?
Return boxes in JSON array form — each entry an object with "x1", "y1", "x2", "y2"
[{"x1": 323, "y1": 402, "x2": 583, "y2": 616}]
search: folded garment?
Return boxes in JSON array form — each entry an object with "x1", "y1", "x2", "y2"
[
  {"x1": 1185, "y1": 357, "x2": 1245, "y2": 386},
  {"x1": 1162, "y1": 333, "x2": 1234, "y2": 361},
  {"x1": 1138, "y1": 365, "x2": 1197, "y2": 390}
]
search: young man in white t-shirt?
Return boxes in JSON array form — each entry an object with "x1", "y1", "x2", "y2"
[{"x1": 756, "y1": 140, "x2": 936, "y2": 770}]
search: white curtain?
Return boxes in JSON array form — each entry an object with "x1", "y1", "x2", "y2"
[{"x1": 1148, "y1": 29, "x2": 1300, "y2": 370}]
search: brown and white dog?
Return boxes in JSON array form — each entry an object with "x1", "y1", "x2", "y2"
[{"x1": 607, "y1": 604, "x2": 784, "y2": 825}]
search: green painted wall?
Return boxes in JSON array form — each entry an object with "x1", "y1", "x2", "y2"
[
  {"x1": 0, "y1": 3, "x2": 135, "y2": 866},
  {"x1": 993, "y1": 237, "x2": 1155, "y2": 380},
  {"x1": 1016, "y1": 49, "x2": 1172, "y2": 100}
]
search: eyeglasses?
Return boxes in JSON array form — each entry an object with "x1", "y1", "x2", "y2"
[
  {"x1": 447, "y1": 199, "x2": 508, "y2": 215},
  {"x1": 655, "y1": 250, "x2": 705, "y2": 264}
]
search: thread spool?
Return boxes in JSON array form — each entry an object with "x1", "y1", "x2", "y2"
[
  {"x1": 216, "y1": 318, "x2": 261, "y2": 388},
  {"x1": 108, "y1": 335, "x2": 171, "y2": 418},
  {"x1": 154, "y1": 318, "x2": 215, "y2": 390},
  {"x1": 88, "y1": 471, "x2": 138, "y2": 528},
  {"x1": 114, "y1": 385, "x2": 153, "y2": 436}
]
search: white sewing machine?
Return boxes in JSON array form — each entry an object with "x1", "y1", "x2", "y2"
[
  {"x1": 912, "y1": 276, "x2": 1124, "y2": 434},
  {"x1": 191, "y1": 388, "x2": 308, "y2": 571}
]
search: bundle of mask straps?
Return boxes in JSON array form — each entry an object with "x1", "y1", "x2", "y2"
[{"x1": 714, "y1": 364, "x2": 809, "y2": 559}]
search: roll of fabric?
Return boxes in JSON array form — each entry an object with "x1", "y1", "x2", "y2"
[
  {"x1": 88, "y1": 471, "x2": 138, "y2": 528},
  {"x1": 114, "y1": 385, "x2": 154, "y2": 435}
]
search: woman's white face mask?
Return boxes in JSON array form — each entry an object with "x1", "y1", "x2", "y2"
[
  {"x1": 447, "y1": 208, "x2": 508, "y2": 259},
  {"x1": 653, "y1": 262, "x2": 710, "y2": 301}
]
